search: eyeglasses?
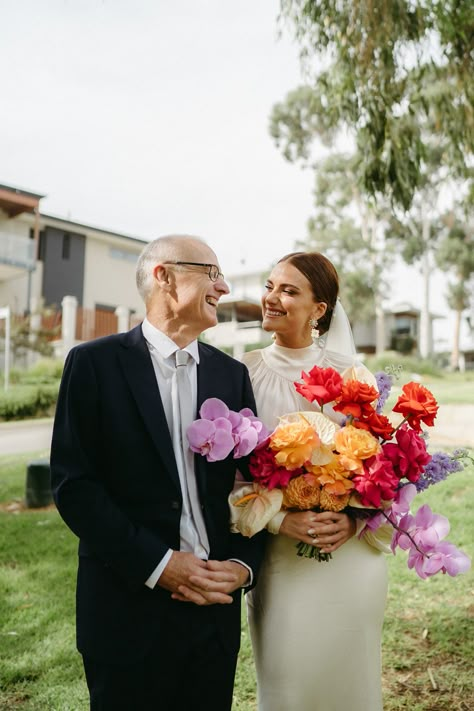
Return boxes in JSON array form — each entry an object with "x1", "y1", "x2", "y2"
[{"x1": 163, "y1": 261, "x2": 224, "y2": 282}]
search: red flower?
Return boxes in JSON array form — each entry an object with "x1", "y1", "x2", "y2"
[
  {"x1": 353, "y1": 411, "x2": 395, "y2": 441},
  {"x1": 249, "y1": 447, "x2": 302, "y2": 490},
  {"x1": 392, "y1": 382, "x2": 438, "y2": 432},
  {"x1": 382, "y1": 424, "x2": 431, "y2": 482},
  {"x1": 294, "y1": 366, "x2": 343, "y2": 407},
  {"x1": 352, "y1": 453, "x2": 399, "y2": 508},
  {"x1": 333, "y1": 380, "x2": 379, "y2": 419}
]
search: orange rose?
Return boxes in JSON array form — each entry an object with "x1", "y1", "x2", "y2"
[
  {"x1": 282, "y1": 474, "x2": 321, "y2": 509},
  {"x1": 270, "y1": 421, "x2": 320, "y2": 470},
  {"x1": 334, "y1": 425, "x2": 380, "y2": 475},
  {"x1": 333, "y1": 380, "x2": 379, "y2": 419},
  {"x1": 392, "y1": 381, "x2": 438, "y2": 432}
]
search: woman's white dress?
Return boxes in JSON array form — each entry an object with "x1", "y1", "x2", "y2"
[{"x1": 243, "y1": 343, "x2": 388, "y2": 711}]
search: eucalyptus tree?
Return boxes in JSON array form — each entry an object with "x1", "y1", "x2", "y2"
[{"x1": 274, "y1": 0, "x2": 474, "y2": 210}]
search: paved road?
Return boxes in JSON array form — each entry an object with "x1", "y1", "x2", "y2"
[
  {"x1": 0, "y1": 419, "x2": 53, "y2": 456},
  {"x1": 0, "y1": 406, "x2": 473, "y2": 457}
]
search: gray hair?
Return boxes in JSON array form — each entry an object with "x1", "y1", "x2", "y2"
[{"x1": 135, "y1": 234, "x2": 207, "y2": 303}]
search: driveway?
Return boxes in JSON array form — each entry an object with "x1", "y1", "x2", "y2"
[{"x1": 0, "y1": 419, "x2": 53, "y2": 456}]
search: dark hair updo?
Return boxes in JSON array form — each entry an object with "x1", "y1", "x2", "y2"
[{"x1": 277, "y1": 252, "x2": 339, "y2": 335}]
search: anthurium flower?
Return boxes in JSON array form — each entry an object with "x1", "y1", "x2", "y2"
[
  {"x1": 334, "y1": 425, "x2": 380, "y2": 475},
  {"x1": 352, "y1": 453, "x2": 399, "y2": 508},
  {"x1": 270, "y1": 421, "x2": 320, "y2": 470},
  {"x1": 333, "y1": 380, "x2": 379, "y2": 419},
  {"x1": 383, "y1": 424, "x2": 431, "y2": 482},
  {"x1": 187, "y1": 417, "x2": 235, "y2": 461},
  {"x1": 392, "y1": 382, "x2": 439, "y2": 432},
  {"x1": 229, "y1": 482, "x2": 283, "y2": 537},
  {"x1": 294, "y1": 366, "x2": 343, "y2": 407}
]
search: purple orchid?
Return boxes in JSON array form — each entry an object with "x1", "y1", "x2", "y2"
[
  {"x1": 187, "y1": 397, "x2": 269, "y2": 462},
  {"x1": 186, "y1": 417, "x2": 235, "y2": 461},
  {"x1": 407, "y1": 540, "x2": 471, "y2": 579},
  {"x1": 363, "y1": 483, "x2": 417, "y2": 533}
]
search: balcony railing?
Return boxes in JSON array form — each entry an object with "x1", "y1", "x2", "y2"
[{"x1": 0, "y1": 232, "x2": 36, "y2": 270}]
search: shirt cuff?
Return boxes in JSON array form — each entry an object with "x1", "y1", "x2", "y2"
[
  {"x1": 145, "y1": 549, "x2": 173, "y2": 589},
  {"x1": 228, "y1": 559, "x2": 253, "y2": 588}
]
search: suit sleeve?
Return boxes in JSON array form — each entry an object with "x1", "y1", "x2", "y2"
[{"x1": 50, "y1": 346, "x2": 169, "y2": 589}]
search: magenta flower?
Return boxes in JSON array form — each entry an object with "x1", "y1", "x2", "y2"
[
  {"x1": 199, "y1": 398, "x2": 230, "y2": 421},
  {"x1": 353, "y1": 453, "x2": 399, "y2": 508},
  {"x1": 249, "y1": 447, "x2": 300, "y2": 490},
  {"x1": 383, "y1": 424, "x2": 431, "y2": 482}
]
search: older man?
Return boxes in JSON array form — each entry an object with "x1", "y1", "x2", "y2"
[{"x1": 51, "y1": 235, "x2": 265, "y2": 710}]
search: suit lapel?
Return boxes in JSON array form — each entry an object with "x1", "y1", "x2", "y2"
[{"x1": 118, "y1": 326, "x2": 180, "y2": 490}]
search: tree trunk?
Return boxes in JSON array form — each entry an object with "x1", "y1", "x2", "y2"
[
  {"x1": 450, "y1": 309, "x2": 461, "y2": 370},
  {"x1": 418, "y1": 207, "x2": 432, "y2": 358}
]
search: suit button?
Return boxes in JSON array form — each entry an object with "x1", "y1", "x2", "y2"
[{"x1": 171, "y1": 500, "x2": 180, "y2": 510}]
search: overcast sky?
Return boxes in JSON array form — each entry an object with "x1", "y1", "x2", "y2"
[
  {"x1": 1, "y1": 0, "x2": 466, "y2": 348},
  {"x1": 1, "y1": 0, "x2": 317, "y2": 276}
]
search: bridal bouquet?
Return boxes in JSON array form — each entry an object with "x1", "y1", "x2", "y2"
[{"x1": 187, "y1": 367, "x2": 471, "y2": 579}]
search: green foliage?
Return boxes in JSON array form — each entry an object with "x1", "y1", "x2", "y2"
[
  {"x1": 0, "y1": 384, "x2": 59, "y2": 421},
  {"x1": 18, "y1": 358, "x2": 64, "y2": 385},
  {"x1": 0, "y1": 453, "x2": 472, "y2": 710},
  {"x1": 275, "y1": 0, "x2": 474, "y2": 209}
]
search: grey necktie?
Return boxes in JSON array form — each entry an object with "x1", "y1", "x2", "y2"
[{"x1": 175, "y1": 349, "x2": 209, "y2": 551}]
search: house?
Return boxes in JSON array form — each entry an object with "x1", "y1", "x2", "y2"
[{"x1": 0, "y1": 182, "x2": 147, "y2": 358}]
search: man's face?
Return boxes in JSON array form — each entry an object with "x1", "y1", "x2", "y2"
[{"x1": 163, "y1": 242, "x2": 230, "y2": 334}]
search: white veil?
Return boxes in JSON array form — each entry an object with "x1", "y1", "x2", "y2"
[{"x1": 316, "y1": 299, "x2": 358, "y2": 370}]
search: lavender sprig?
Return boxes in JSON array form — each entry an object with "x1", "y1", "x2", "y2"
[
  {"x1": 375, "y1": 371, "x2": 393, "y2": 413},
  {"x1": 416, "y1": 451, "x2": 466, "y2": 492}
]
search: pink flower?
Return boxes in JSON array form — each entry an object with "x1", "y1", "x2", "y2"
[
  {"x1": 383, "y1": 424, "x2": 431, "y2": 482},
  {"x1": 407, "y1": 540, "x2": 471, "y2": 579},
  {"x1": 391, "y1": 504, "x2": 450, "y2": 553},
  {"x1": 186, "y1": 417, "x2": 235, "y2": 461},
  {"x1": 352, "y1": 453, "x2": 399, "y2": 508},
  {"x1": 364, "y1": 483, "x2": 417, "y2": 532}
]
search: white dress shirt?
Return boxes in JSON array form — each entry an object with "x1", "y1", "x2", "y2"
[{"x1": 141, "y1": 319, "x2": 251, "y2": 589}]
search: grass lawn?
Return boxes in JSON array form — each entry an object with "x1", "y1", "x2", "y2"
[{"x1": 0, "y1": 451, "x2": 473, "y2": 710}]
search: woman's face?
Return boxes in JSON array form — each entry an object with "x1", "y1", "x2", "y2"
[{"x1": 261, "y1": 260, "x2": 327, "y2": 348}]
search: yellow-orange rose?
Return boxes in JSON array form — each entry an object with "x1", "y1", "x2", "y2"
[
  {"x1": 282, "y1": 474, "x2": 321, "y2": 509},
  {"x1": 334, "y1": 425, "x2": 380, "y2": 475},
  {"x1": 270, "y1": 421, "x2": 320, "y2": 470},
  {"x1": 314, "y1": 457, "x2": 355, "y2": 496}
]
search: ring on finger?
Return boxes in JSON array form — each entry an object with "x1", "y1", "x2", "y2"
[{"x1": 307, "y1": 528, "x2": 316, "y2": 538}]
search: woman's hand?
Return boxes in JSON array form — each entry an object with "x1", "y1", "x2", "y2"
[{"x1": 279, "y1": 511, "x2": 356, "y2": 553}]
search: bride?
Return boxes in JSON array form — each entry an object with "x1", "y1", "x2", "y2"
[{"x1": 241, "y1": 252, "x2": 389, "y2": 711}]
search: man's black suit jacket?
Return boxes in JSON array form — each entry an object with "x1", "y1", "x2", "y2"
[{"x1": 51, "y1": 325, "x2": 265, "y2": 664}]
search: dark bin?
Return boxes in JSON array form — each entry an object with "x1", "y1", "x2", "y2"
[{"x1": 25, "y1": 459, "x2": 53, "y2": 508}]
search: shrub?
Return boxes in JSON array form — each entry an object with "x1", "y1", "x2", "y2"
[
  {"x1": 365, "y1": 351, "x2": 442, "y2": 378},
  {"x1": 0, "y1": 384, "x2": 59, "y2": 421},
  {"x1": 19, "y1": 357, "x2": 64, "y2": 384}
]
